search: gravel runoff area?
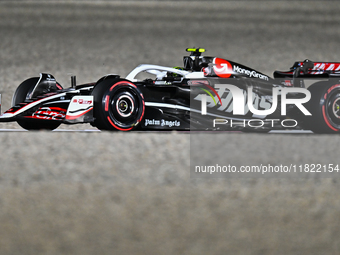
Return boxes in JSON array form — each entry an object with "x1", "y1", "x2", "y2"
[{"x1": 1, "y1": 1, "x2": 340, "y2": 255}]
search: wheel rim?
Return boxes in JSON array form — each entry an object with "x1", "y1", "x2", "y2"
[
  {"x1": 107, "y1": 87, "x2": 143, "y2": 129},
  {"x1": 115, "y1": 94, "x2": 135, "y2": 118},
  {"x1": 332, "y1": 97, "x2": 340, "y2": 119},
  {"x1": 325, "y1": 91, "x2": 340, "y2": 129}
]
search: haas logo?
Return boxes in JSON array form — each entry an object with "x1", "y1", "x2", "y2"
[
  {"x1": 213, "y1": 58, "x2": 233, "y2": 78},
  {"x1": 73, "y1": 98, "x2": 92, "y2": 104}
]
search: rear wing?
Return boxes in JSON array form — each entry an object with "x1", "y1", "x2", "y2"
[
  {"x1": 291, "y1": 61, "x2": 340, "y2": 72},
  {"x1": 274, "y1": 59, "x2": 340, "y2": 79}
]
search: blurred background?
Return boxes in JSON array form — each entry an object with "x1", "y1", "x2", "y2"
[{"x1": 0, "y1": 1, "x2": 340, "y2": 254}]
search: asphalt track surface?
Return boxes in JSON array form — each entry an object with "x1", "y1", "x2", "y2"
[{"x1": 1, "y1": 2, "x2": 340, "y2": 254}]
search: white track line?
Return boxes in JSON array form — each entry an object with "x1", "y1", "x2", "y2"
[
  {"x1": 268, "y1": 130, "x2": 313, "y2": 134},
  {"x1": 0, "y1": 129, "x2": 314, "y2": 133}
]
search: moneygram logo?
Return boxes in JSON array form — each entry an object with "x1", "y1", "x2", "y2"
[{"x1": 200, "y1": 84, "x2": 311, "y2": 116}]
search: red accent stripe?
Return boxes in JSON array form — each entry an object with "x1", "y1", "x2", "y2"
[
  {"x1": 24, "y1": 115, "x2": 63, "y2": 120},
  {"x1": 10, "y1": 95, "x2": 57, "y2": 114},
  {"x1": 107, "y1": 117, "x2": 134, "y2": 131},
  {"x1": 204, "y1": 84, "x2": 223, "y2": 106},
  {"x1": 56, "y1": 83, "x2": 63, "y2": 90},
  {"x1": 66, "y1": 108, "x2": 93, "y2": 120},
  {"x1": 138, "y1": 100, "x2": 145, "y2": 123},
  {"x1": 110, "y1": 81, "x2": 137, "y2": 91},
  {"x1": 322, "y1": 105, "x2": 338, "y2": 131},
  {"x1": 104, "y1": 95, "x2": 110, "y2": 112}
]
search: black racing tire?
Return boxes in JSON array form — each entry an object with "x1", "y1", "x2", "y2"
[
  {"x1": 12, "y1": 77, "x2": 62, "y2": 130},
  {"x1": 302, "y1": 81, "x2": 340, "y2": 133},
  {"x1": 91, "y1": 79, "x2": 145, "y2": 131}
]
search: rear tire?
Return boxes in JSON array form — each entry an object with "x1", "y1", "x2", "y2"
[
  {"x1": 302, "y1": 81, "x2": 340, "y2": 133},
  {"x1": 12, "y1": 77, "x2": 62, "y2": 130},
  {"x1": 91, "y1": 79, "x2": 145, "y2": 131}
]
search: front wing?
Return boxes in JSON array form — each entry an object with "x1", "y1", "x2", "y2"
[{"x1": 0, "y1": 93, "x2": 94, "y2": 124}]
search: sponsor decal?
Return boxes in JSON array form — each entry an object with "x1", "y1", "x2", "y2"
[
  {"x1": 145, "y1": 119, "x2": 161, "y2": 126},
  {"x1": 66, "y1": 95, "x2": 94, "y2": 121},
  {"x1": 31, "y1": 107, "x2": 66, "y2": 120},
  {"x1": 187, "y1": 80, "x2": 210, "y2": 86},
  {"x1": 310, "y1": 62, "x2": 340, "y2": 71},
  {"x1": 213, "y1": 58, "x2": 233, "y2": 78},
  {"x1": 283, "y1": 80, "x2": 293, "y2": 87},
  {"x1": 145, "y1": 118, "x2": 180, "y2": 127},
  {"x1": 73, "y1": 98, "x2": 92, "y2": 104},
  {"x1": 211, "y1": 58, "x2": 269, "y2": 81},
  {"x1": 233, "y1": 65, "x2": 269, "y2": 81},
  {"x1": 161, "y1": 119, "x2": 180, "y2": 127},
  {"x1": 301, "y1": 62, "x2": 340, "y2": 74}
]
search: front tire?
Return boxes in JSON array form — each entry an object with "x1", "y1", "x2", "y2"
[
  {"x1": 302, "y1": 81, "x2": 340, "y2": 133},
  {"x1": 91, "y1": 79, "x2": 145, "y2": 131}
]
